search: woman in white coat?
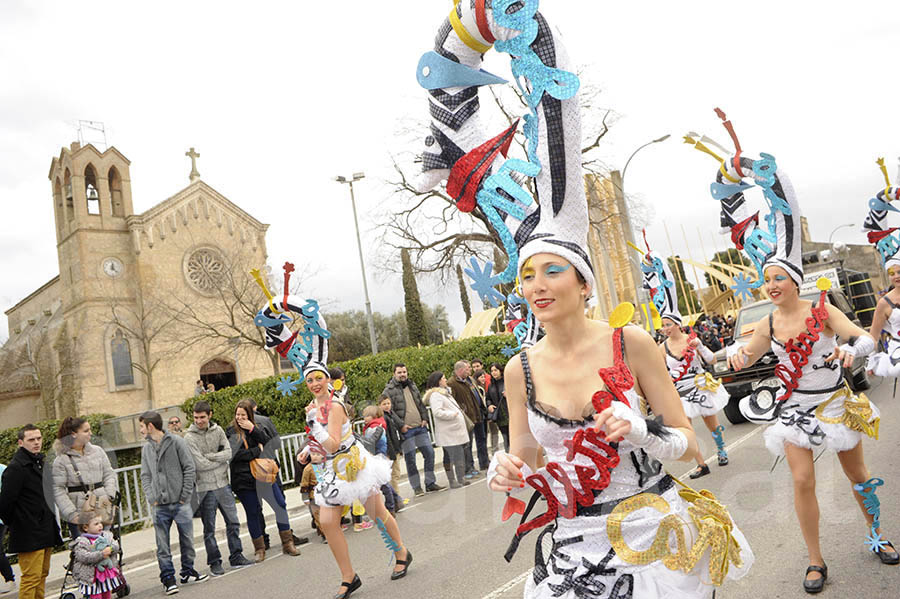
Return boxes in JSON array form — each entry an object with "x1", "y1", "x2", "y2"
[{"x1": 423, "y1": 372, "x2": 470, "y2": 489}]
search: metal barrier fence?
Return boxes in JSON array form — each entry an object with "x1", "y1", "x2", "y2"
[{"x1": 74, "y1": 412, "x2": 438, "y2": 530}]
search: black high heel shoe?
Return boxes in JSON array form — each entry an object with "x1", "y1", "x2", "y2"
[
  {"x1": 803, "y1": 564, "x2": 827, "y2": 594},
  {"x1": 874, "y1": 540, "x2": 900, "y2": 565},
  {"x1": 390, "y1": 549, "x2": 412, "y2": 580},
  {"x1": 333, "y1": 574, "x2": 361, "y2": 599}
]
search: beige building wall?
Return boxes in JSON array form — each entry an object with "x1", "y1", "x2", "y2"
[{"x1": 2, "y1": 142, "x2": 275, "y2": 427}]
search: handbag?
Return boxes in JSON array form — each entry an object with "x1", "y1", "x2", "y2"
[
  {"x1": 242, "y1": 431, "x2": 280, "y2": 484},
  {"x1": 68, "y1": 456, "x2": 114, "y2": 526},
  {"x1": 462, "y1": 410, "x2": 475, "y2": 434}
]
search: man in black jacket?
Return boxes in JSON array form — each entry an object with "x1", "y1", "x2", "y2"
[
  {"x1": 381, "y1": 364, "x2": 444, "y2": 496},
  {"x1": 0, "y1": 425, "x2": 62, "y2": 599}
]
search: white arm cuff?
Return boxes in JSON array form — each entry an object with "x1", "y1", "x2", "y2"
[
  {"x1": 487, "y1": 451, "x2": 534, "y2": 493},
  {"x1": 610, "y1": 403, "x2": 689, "y2": 461},
  {"x1": 841, "y1": 335, "x2": 875, "y2": 358},
  {"x1": 697, "y1": 343, "x2": 716, "y2": 364}
]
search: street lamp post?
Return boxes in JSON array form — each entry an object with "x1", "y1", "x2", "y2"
[
  {"x1": 828, "y1": 222, "x2": 854, "y2": 246},
  {"x1": 618, "y1": 134, "x2": 670, "y2": 330},
  {"x1": 335, "y1": 172, "x2": 379, "y2": 355}
]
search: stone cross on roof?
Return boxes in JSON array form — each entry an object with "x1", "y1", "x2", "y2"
[{"x1": 186, "y1": 147, "x2": 201, "y2": 183}]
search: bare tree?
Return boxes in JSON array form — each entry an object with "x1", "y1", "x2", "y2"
[
  {"x1": 161, "y1": 245, "x2": 320, "y2": 376},
  {"x1": 375, "y1": 74, "x2": 619, "y2": 284},
  {"x1": 104, "y1": 287, "x2": 196, "y2": 409},
  {"x1": 0, "y1": 316, "x2": 80, "y2": 419}
]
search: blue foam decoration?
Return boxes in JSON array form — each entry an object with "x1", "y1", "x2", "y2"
[
  {"x1": 376, "y1": 518, "x2": 400, "y2": 554},
  {"x1": 254, "y1": 310, "x2": 292, "y2": 328},
  {"x1": 501, "y1": 345, "x2": 517, "y2": 358},
  {"x1": 416, "y1": 51, "x2": 507, "y2": 90},
  {"x1": 751, "y1": 152, "x2": 777, "y2": 188},
  {"x1": 464, "y1": 258, "x2": 507, "y2": 307},
  {"x1": 731, "y1": 273, "x2": 757, "y2": 302},
  {"x1": 869, "y1": 196, "x2": 900, "y2": 213},
  {"x1": 276, "y1": 376, "x2": 300, "y2": 398},
  {"x1": 710, "y1": 181, "x2": 752, "y2": 201}
]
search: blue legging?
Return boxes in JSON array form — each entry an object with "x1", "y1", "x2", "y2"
[{"x1": 235, "y1": 483, "x2": 290, "y2": 538}]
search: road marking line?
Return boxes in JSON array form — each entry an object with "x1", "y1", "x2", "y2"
[
  {"x1": 482, "y1": 569, "x2": 532, "y2": 598},
  {"x1": 679, "y1": 424, "x2": 763, "y2": 480}
]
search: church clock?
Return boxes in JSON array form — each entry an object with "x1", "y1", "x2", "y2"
[{"x1": 102, "y1": 257, "x2": 124, "y2": 278}]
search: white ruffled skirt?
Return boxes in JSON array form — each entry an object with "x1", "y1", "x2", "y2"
[
  {"x1": 676, "y1": 383, "x2": 730, "y2": 419},
  {"x1": 762, "y1": 386, "x2": 880, "y2": 456},
  {"x1": 523, "y1": 479, "x2": 754, "y2": 598},
  {"x1": 313, "y1": 441, "x2": 392, "y2": 507}
]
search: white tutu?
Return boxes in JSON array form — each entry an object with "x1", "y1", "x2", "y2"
[
  {"x1": 762, "y1": 387, "x2": 880, "y2": 457},
  {"x1": 313, "y1": 442, "x2": 392, "y2": 507},
  {"x1": 677, "y1": 384, "x2": 730, "y2": 419}
]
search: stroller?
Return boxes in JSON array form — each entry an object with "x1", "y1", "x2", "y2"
[{"x1": 59, "y1": 493, "x2": 131, "y2": 599}]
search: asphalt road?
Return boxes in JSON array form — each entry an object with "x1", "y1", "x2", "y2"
[{"x1": 51, "y1": 380, "x2": 900, "y2": 599}]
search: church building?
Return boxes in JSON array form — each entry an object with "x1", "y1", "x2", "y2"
[{"x1": 1, "y1": 142, "x2": 275, "y2": 428}]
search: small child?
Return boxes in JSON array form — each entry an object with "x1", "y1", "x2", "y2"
[
  {"x1": 363, "y1": 405, "x2": 399, "y2": 516},
  {"x1": 72, "y1": 514, "x2": 123, "y2": 599}
]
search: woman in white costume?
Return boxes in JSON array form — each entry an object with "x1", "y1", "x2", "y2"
[
  {"x1": 643, "y1": 248, "x2": 731, "y2": 479},
  {"x1": 688, "y1": 114, "x2": 896, "y2": 593}
]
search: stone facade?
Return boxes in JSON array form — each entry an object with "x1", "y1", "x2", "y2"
[{"x1": 1, "y1": 142, "x2": 275, "y2": 428}]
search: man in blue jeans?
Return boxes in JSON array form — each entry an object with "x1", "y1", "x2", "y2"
[
  {"x1": 382, "y1": 364, "x2": 446, "y2": 496},
  {"x1": 183, "y1": 401, "x2": 254, "y2": 575},
  {"x1": 139, "y1": 411, "x2": 208, "y2": 595}
]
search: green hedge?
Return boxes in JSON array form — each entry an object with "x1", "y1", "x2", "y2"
[
  {"x1": 0, "y1": 414, "x2": 113, "y2": 465},
  {"x1": 183, "y1": 334, "x2": 515, "y2": 434}
]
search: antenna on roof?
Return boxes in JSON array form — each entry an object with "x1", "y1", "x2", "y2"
[{"x1": 76, "y1": 120, "x2": 108, "y2": 151}]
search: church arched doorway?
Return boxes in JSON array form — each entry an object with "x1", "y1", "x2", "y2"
[{"x1": 199, "y1": 358, "x2": 237, "y2": 392}]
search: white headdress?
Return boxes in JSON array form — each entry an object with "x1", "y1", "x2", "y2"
[
  {"x1": 686, "y1": 109, "x2": 803, "y2": 299},
  {"x1": 640, "y1": 248, "x2": 681, "y2": 325},
  {"x1": 416, "y1": 0, "x2": 594, "y2": 308}
]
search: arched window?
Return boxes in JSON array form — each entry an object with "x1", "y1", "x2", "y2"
[
  {"x1": 64, "y1": 168, "x2": 74, "y2": 221},
  {"x1": 110, "y1": 329, "x2": 134, "y2": 386},
  {"x1": 85, "y1": 164, "x2": 100, "y2": 215},
  {"x1": 108, "y1": 166, "x2": 124, "y2": 217}
]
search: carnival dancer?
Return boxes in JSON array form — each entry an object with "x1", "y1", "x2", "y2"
[
  {"x1": 414, "y1": 3, "x2": 754, "y2": 595},
  {"x1": 250, "y1": 285, "x2": 409, "y2": 599},
  {"x1": 687, "y1": 110, "x2": 897, "y2": 593},
  {"x1": 861, "y1": 159, "x2": 900, "y2": 378},
  {"x1": 643, "y1": 249, "x2": 731, "y2": 478}
]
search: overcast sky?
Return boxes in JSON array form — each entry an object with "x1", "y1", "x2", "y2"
[{"x1": 3, "y1": 0, "x2": 900, "y2": 339}]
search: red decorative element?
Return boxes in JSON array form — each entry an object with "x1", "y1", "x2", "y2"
[
  {"x1": 501, "y1": 496, "x2": 526, "y2": 521},
  {"x1": 773, "y1": 290, "x2": 829, "y2": 402},
  {"x1": 868, "y1": 228, "x2": 899, "y2": 244},
  {"x1": 506, "y1": 318, "x2": 525, "y2": 333},
  {"x1": 595, "y1": 329, "x2": 634, "y2": 405},
  {"x1": 447, "y1": 121, "x2": 519, "y2": 212},
  {"x1": 475, "y1": 0, "x2": 496, "y2": 44},
  {"x1": 283, "y1": 262, "x2": 295, "y2": 307},
  {"x1": 730, "y1": 212, "x2": 760, "y2": 249},
  {"x1": 672, "y1": 330, "x2": 698, "y2": 384},
  {"x1": 275, "y1": 330, "x2": 300, "y2": 357},
  {"x1": 642, "y1": 228, "x2": 652, "y2": 254},
  {"x1": 715, "y1": 107, "x2": 744, "y2": 178}
]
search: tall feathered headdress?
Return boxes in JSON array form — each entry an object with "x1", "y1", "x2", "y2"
[
  {"x1": 251, "y1": 264, "x2": 331, "y2": 384},
  {"x1": 861, "y1": 158, "x2": 900, "y2": 271},
  {"x1": 685, "y1": 109, "x2": 803, "y2": 300},
  {"x1": 415, "y1": 0, "x2": 594, "y2": 312}
]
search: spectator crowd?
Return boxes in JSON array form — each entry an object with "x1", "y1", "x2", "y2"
[{"x1": 0, "y1": 357, "x2": 503, "y2": 598}]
